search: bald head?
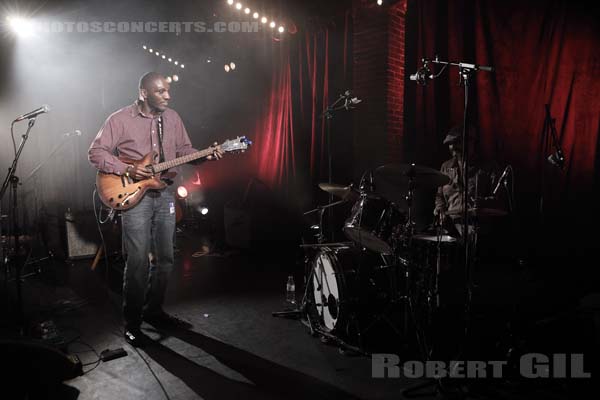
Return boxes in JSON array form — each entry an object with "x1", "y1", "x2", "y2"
[
  {"x1": 139, "y1": 72, "x2": 165, "y2": 90},
  {"x1": 138, "y1": 72, "x2": 171, "y2": 114}
]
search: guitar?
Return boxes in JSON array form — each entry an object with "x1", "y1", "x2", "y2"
[{"x1": 96, "y1": 136, "x2": 251, "y2": 211}]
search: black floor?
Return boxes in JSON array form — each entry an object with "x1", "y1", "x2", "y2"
[{"x1": 0, "y1": 231, "x2": 595, "y2": 400}]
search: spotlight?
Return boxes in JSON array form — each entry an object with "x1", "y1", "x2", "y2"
[
  {"x1": 166, "y1": 76, "x2": 172, "y2": 83},
  {"x1": 253, "y1": 12, "x2": 259, "y2": 19},
  {"x1": 200, "y1": 207, "x2": 209, "y2": 215},
  {"x1": 174, "y1": 61, "x2": 179, "y2": 65},
  {"x1": 235, "y1": 3, "x2": 242, "y2": 10},
  {"x1": 162, "y1": 55, "x2": 166, "y2": 59},
  {"x1": 155, "y1": 51, "x2": 160, "y2": 56},
  {"x1": 261, "y1": 17, "x2": 268, "y2": 24},
  {"x1": 207, "y1": 58, "x2": 212, "y2": 63},
  {"x1": 180, "y1": 64, "x2": 185, "y2": 69},
  {"x1": 269, "y1": 21, "x2": 276, "y2": 28},
  {"x1": 172, "y1": 75, "x2": 179, "y2": 82},
  {"x1": 177, "y1": 186, "x2": 188, "y2": 199},
  {"x1": 278, "y1": 26, "x2": 285, "y2": 33},
  {"x1": 244, "y1": 8, "x2": 250, "y2": 14},
  {"x1": 377, "y1": 0, "x2": 383, "y2": 5},
  {"x1": 149, "y1": 48, "x2": 153, "y2": 53},
  {"x1": 227, "y1": 0, "x2": 234, "y2": 4},
  {"x1": 168, "y1": 58, "x2": 172, "y2": 62},
  {"x1": 6, "y1": 16, "x2": 35, "y2": 38},
  {"x1": 229, "y1": 62, "x2": 236, "y2": 70},
  {"x1": 224, "y1": 64, "x2": 230, "y2": 72},
  {"x1": 142, "y1": 45, "x2": 147, "y2": 50}
]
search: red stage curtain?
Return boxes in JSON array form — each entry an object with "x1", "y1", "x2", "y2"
[{"x1": 405, "y1": 0, "x2": 599, "y2": 227}]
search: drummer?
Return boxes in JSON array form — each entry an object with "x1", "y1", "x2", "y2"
[{"x1": 433, "y1": 126, "x2": 476, "y2": 237}]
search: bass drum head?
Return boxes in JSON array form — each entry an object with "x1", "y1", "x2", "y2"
[
  {"x1": 310, "y1": 247, "x2": 389, "y2": 334},
  {"x1": 312, "y1": 250, "x2": 343, "y2": 332}
]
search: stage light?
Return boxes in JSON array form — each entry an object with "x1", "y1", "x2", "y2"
[
  {"x1": 278, "y1": 26, "x2": 285, "y2": 33},
  {"x1": 162, "y1": 55, "x2": 166, "y2": 59},
  {"x1": 261, "y1": 17, "x2": 267, "y2": 24},
  {"x1": 244, "y1": 8, "x2": 250, "y2": 14},
  {"x1": 172, "y1": 74, "x2": 179, "y2": 82},
  {"x1": 142, "y1": 45, "x2": 147, "y2": 50},
  {"x1": 269, "y1": 21, "x2": 276, "y2": 28},
  {"x1": 253, "y1": 12, "x2": 259, "y2": 19},
  {"x1": 229, "y1": 62, "x2": 236, "y2": 70},
  {"x1": 200, "y1": 207, "x2": 209, "y2": 215},
  {"x1": 149, "y1": 48, "x2": 153, "y2": 53},
  {"x1": 174, "y1": 61, "x2": 179, "y2": 65},
  {"x1": 227, "y1": 0, "x2": 234, "y2": 4},
  {"x1": 155, "y1": 51, "x2": 160, "y2": 56},
  {"x1": 168, "y1": 58, "x2": 172, "y2": 62},
  {"x1": 180, "y1": 64, "x2": 184, "y2": 69},
  {"x1": 177, "y1": 186, "x2": 188, "y2": 199},
  {"x1": 377, "y1": 0, "x2": 383, "y2": 5},
  {"x1": 7, "y1": 16, "x2": 35, "y2": 38},
  {"x1": 235, "y1": 3, "x2": 242, "y2": 10},
  {"x1": 166, "y1": 76, "x2": 172, "y2": 83},
  {"x1": 224, "y1": 64, "x2": 230, "y2": 72}
]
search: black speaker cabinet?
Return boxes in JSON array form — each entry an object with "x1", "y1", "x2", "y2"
[{"x1": 64, "y1": 210, "x2": 100, "y2": 260}]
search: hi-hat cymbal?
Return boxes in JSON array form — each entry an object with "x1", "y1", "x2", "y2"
[
  {"x1": 375, "y1": 163, "x2": 450, "y2": 189},
  {"x1": 318, "y1": 183, "x2": 360, "y2": 202}
]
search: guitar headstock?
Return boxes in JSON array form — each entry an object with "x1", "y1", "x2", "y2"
[{"x1": 220, "y1": 136, "x2": 252, "y2": 154}]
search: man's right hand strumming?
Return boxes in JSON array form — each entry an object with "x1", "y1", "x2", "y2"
[{"x1": 126, "y1": 163, "x2": 152, "y2": 180}]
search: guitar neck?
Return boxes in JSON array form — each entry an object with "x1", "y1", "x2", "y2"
[{"x1": 153, "y1": 147, "x2": 213, "y2": 173}]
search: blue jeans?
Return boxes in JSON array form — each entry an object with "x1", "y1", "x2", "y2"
[{"x1": 121, "y1": 190, "x2": 176, "y2": 329}]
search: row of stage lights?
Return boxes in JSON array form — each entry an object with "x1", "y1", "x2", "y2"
[
  {"x1": 142, "y1": 44, "x2": 238, "y2": 75},
  {"x1": 225, "y1": 0, "x2": 285, "y2": 33},
  {"x1": 142, "y1": 45, "x2": 185, "y2": 69}
]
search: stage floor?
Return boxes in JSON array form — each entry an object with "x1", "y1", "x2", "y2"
[{"x1": 0, "y1": 232, "x2": 585, "y2": 400}]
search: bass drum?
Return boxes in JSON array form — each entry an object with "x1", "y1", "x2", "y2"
[{"x1": 310, "y1": 247, "x2": 389, "y2": 334}]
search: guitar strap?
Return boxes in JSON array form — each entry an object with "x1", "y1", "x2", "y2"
[{"x1": 157, "y1": 116, "x2": 166, "y2": 163}]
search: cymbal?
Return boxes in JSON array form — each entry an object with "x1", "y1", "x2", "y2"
[
  {"x1": 318, "y1": 183, "x2": 360, "y2": 202},
  {"x1": 375, "y1": 163, "x2": 450, "y2": 189},
  {"x1": 447, "y1": 207, "x2": 508, "y2": 217},
  {"x1": 413, "y1": 234, "x2": 457, "y2": 243}
]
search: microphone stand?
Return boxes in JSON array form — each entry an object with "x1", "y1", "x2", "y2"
[
  {"x1": 0, "y1": 118, "x2": 38, "y2": 334},
  {"x1": 321, "y1": 92, "x2": 352, "y2": 241},
  {"x1": 404, "y1": 57, "x2": 493, "y2": 398}
]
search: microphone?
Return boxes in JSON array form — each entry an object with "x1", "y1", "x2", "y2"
[
  {"x1": 492, "y1": 166, "x2": 510, "y2": 196},
  {"x1": 63, "y1": 129, "x2": 82, "y2": 137},
  {"x1": 13, "y1": 105, "x2": 50, "y2": 122},
  {"x1": 547, "y1": 151, "x2": 565, "y2": 169},
  {"x1": 344, "y1": 97, "x2": 362, "y2": 110},
  {"x1": 409, "y1": 66, "x2": 433, "y2": 85}
]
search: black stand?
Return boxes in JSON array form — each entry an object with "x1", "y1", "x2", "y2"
[
  {"x1": 539, "y1": 104, "x2": 565, "y2": 224},
  {"x1": 0, "y1": 118, "x2": 38, "y2": 333},
  {"x1": 321, "y1": 91, "x2": 355, "y2": 241},
  {"x1": 403, "y1": 57, "x2": 493, "y2": 398}
]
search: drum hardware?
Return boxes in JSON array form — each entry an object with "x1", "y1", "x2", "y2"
[{"x1": 303, "y1": 199, "x2": 347, "y2": 244}]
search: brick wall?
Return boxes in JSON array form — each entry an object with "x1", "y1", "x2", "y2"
[{"x1": 352, "y1": 0, "x2": 407, "y2": 178}]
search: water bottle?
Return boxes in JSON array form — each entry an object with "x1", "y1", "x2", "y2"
[{"x1": 286, "y1": 275, "x2": 296, "y2": 305}]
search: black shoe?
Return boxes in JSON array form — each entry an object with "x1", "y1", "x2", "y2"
[
  {"x1": 144, "y1": 312, "x2": 193, "y2": 330},
  {"x1": 124, "y1": 328, "x2": 152, "y2": 347}
]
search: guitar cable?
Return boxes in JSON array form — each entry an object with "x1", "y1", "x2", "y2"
[{"x1": 91, "y1": 187, "x2": 171, "y2": 400}]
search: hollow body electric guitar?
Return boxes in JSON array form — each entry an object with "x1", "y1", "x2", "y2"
[{"x1": 96, "y1": 136, "x2": 251, "y2": 211}]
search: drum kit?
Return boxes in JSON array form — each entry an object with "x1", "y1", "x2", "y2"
[{"x1": 298, "y1": 163, "x2": 507, "y2": 353}]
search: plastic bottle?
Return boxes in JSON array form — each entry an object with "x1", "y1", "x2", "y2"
[{"x1": 286, "y1": 275, "x2": 296, "y2": 305}]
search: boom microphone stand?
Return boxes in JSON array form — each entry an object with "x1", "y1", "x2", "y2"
[
  {"x1": 0, "y1": 118, "x2": 38, "y2": 333},
  {"x1": 404, "y1": 57, "x2": 493, "y2": 398}
]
